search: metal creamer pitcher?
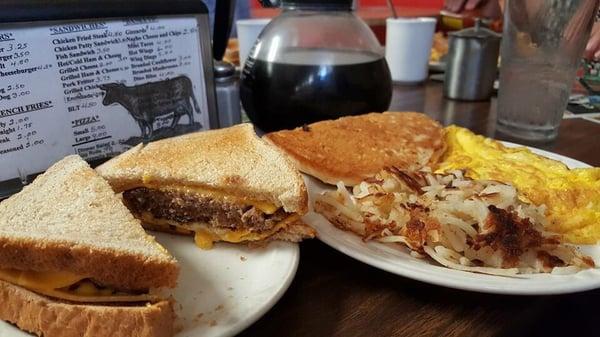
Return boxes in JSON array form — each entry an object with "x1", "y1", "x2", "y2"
[{"x1": 444, "y1": 19, "x2": 501, "y2": 101}]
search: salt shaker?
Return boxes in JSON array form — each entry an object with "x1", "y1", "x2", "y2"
[{"x1": 214, "y1": 61, "x2": 241, "y2": 127}]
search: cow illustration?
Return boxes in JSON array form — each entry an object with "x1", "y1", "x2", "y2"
[{"x1": 99, "y1": 76, "x2": 201, "y2": 139}]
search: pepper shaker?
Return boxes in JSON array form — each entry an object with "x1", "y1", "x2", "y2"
[{"x1": 214, "y1": 61, "x2": 241, "y2": 127}]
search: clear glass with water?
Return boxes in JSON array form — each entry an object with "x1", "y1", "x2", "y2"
[{"x1": 496, "y1": 0, "x2": 598, "y2": 141}]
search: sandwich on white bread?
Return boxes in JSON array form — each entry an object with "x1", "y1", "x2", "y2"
[
  {"x1": 0, "y1": 155, "x2": 179, "y2": 337},
  {"x1": 96, "y1": 123, "x2": 314, "y2": 249}
]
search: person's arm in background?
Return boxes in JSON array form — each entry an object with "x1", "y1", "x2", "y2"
[
  {"x1": 445, "y1": 0, "x2": 600, "y2": 59},
  {"x1": 586, "y1": 24, "x2": 600, "y2": 59},
  {"x1": 563, "y1": 0, "x2": 599, "y2": 58},
  {"x1": 444, "y1": 0, "x2": 503, "y2": 19},
  {"x1": 585, "y1": 4, "x2": 600, "y2": 59}
]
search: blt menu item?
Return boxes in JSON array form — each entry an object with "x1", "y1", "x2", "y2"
[
  {"x1": 0, "y1": 0, "x2": 222, "y2": 198},
  {"x1": 240, "y1": 0, "x2": 392, "y2": 132}
]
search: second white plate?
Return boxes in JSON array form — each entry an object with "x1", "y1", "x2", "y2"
[
  {"x1": 0, "y1": 235, "x2": 299, "y2": 337},
  {"x1": 161, "y1": 234, "x2": 299, "y2": 337},
  {"x1": 303, "y1": 144, "x2": 600, "y2": 295}
]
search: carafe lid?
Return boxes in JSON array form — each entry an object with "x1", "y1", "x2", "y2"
[{"x1": 280, "y1": 0, "x2": 353, "y2": 10}]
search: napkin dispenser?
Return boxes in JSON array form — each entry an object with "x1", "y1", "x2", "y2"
[{"x1": 0, "y1": 0, "x2": 232, "y2": 198}]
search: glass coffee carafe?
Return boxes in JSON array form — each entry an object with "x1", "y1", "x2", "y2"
[{"x1": 240, "y1": 0, "x2": 392, "y2": 132}]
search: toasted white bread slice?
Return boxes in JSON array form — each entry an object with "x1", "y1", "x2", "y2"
[
  {"x1": 0, "y1": 155, "x2": 179, "y2": 291},
  {"x1": 0, "y1": 279, "x2": 173, "y2": 337},
  {"x1": 96, "y1": 123, "x2": 307, "y2": 214}
]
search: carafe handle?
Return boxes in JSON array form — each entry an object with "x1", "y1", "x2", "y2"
[{"x1": 213, "y1": 0, "x2": 236, "y2": 61}]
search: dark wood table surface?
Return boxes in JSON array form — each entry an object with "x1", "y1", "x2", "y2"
[{"x1": 239, "y1": 81, "x2": 600, "y2": 337}]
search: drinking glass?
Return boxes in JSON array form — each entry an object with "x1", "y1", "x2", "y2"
[
  {"x1": 236, "y1": 19, "x2": 271, "y2": 68},
  {"x1": 496, "y1": 0, "x2": 599, "y2": 141}
]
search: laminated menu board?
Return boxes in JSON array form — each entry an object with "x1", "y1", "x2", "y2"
[{"x1": 0, "y1": 0, "x2": 218, "y2": 197}]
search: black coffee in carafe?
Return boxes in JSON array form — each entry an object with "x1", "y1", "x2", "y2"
[
  {"x1": 241, "y1": 48, "x2": 391, "y2": 132},
  {"x1": 240, "y1": 0, "x2": 392, "y2": 132}
]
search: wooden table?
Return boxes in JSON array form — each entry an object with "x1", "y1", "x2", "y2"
[{"x1": 239, "y1": 81, "x2": 600, "y2": 337}]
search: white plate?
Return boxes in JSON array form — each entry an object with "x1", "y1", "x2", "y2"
[
  {"x1": 303, "y1": 143, "x2": 600, "y2": 295},
  {"x1": 0, "y1": 236, "x2": 299, "y2": 337}
]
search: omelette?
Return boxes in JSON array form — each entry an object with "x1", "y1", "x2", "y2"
[{"x1": 436, "y1": 126, "x2": 600, "y2": 244}]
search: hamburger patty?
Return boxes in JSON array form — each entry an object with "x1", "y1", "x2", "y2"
[{"x1": 122, "y1": 187, "x2": 288, "y2": 232}]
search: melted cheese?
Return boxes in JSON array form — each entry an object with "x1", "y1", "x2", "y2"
[
  {"x1": 194, "y1": 229, "x2": 218, "y2": 249},
  {"x1": 146, "y1": 183, "x2": 279, "y2": 214},
  {"x1": 0, "y1": 269, "x2": 157, "y2": 303},
  {"x1": 0, "y1": 269, "x2": 85, "y2": 291},
  {"x1": 193, "y1": 214, "x2": 301, "y2": 249},
  {"x1": 37, "y1": 283, "x2": 158, "y2": 303}
]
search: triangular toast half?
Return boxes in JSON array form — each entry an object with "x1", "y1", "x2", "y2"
[
  {"x1": 96, "y1": 123, "x2": 307, "y2": 214},
  {"x1": 0, "y1": 155, "x2": 179, "y2": 290}
]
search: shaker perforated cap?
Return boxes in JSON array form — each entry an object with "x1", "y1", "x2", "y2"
[
  {"x1": 280, "y1": 0, "x2": 353, "y2": 10},
  {"x1": 214, "y1": 61, "x2": 235, "y2": 79}
]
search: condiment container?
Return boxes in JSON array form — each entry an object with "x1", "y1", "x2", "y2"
[
  {"x1": 444, "y1": 19, "x2": 501, "y2": 101},
  {"x1": 214, "y1": 61, "x2": 241, "y2": 127}
]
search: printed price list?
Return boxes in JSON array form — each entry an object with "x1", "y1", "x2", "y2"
[{"x1": 0, "y1": 16, "x2": 208, "y2": 184}]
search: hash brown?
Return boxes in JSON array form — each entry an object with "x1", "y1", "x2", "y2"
[{"x1": 264, "y1": 112, "x2": 445, "y2": 186}]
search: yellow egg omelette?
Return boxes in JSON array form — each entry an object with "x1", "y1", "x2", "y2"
[{"x1": 436, "y1": 125, "x2": 600, "y2": 244}]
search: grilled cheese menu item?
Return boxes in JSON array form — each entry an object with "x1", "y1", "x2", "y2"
[
  {"x1": 0, "y1": 156, "x2": 179, "y2": 337},
  {"x1": 97, "y1": 124, "x2": 315, "y2": 248}
]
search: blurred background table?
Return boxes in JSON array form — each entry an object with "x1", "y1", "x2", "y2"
[{"x1": 238, "y1": 80, "x2": 600, "y2": 337}]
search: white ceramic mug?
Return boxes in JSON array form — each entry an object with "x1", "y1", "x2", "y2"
[
  {"x1": 385, "y1": 17, "x2": 437, "y2": 83},
  {"x1": 236, "y1": 18, "x2": 271, "y2": 68}
]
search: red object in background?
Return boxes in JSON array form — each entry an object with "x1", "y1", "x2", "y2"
[
  {"x1": 250, "y1": 0, "x2": 444, "y2": 9},
  {"x1": 249, "y1": 0, "x2": 444, "y2": 45},
  {"x1": 359, "y1": 0, "x2": 443, "y2": 8}
]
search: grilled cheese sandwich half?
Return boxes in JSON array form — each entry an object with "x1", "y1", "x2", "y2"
[
  {"x1": 0, "y1": 156, "x2": 179, "y2": 337},
  {"x1": 122, "y1": 185, "x2": 309, "y2": 249},
  {"x1": 97, "y1": 124, "x2": 315, "y2": 249}
]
